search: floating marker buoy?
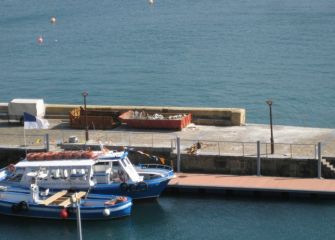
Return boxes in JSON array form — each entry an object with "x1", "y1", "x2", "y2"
[
  {"x1": 148, "y1": 0, "x2": 154, "y2": 5},
  {"x1": 103, "y1": 208, "x2": 110, "y2": 217},
  {"x1": 50, "y1": 16, "x2": 56, "y2": 24},
  {"x1": 60, "y1": 208, "x2": 68, "y2": 219},
  {"x1": 36, "y1": 36, "x2": 44, "y2": 44}
]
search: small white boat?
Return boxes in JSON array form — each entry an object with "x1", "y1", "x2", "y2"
[{"x1": 0, "y1": 184, "x2": 132, "y2": 220}]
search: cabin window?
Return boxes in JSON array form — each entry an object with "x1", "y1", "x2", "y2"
[
  {"x1": 94, "y1": 163, "x2": 108, "y2": 172},
  {"x1": 8, "y1": 173, "x2": 23, "y2": 182},
  {"x1": 51, "y1": 169, "x2": 61, "y2": 179},
  {"x1": 112, "y1": 161, "x2": 120, "y2": 167}
]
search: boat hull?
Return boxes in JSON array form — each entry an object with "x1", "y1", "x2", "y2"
[
  {"x1": 91, "y1": 178, "x2": 171, "y2": 199},
  {"x1": 0, "y1": 190, "x2": 132, "y2": 220}
]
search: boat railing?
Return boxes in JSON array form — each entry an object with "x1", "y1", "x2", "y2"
[{"x1": 137, "y1": 164, "x2": 173, "y2": 172}]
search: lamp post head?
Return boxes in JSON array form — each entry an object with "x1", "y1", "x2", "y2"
[
  {"x1": 82, "y1": 91, "x2": 88, "y2": 97},
  {"x1": 266, "y1": 100, "x2": 272, "y2": 106}
]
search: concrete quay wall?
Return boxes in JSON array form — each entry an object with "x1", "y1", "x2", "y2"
[
  {"x1": 1, "y1": 146, "x2": 335, "y2": 179},
  {"x1": 37, "y1": 143, "x2": 335, "y2": 179},
  {"x1": 0, "y1": 103, "x2": 246, "y2": 126},
  {"x1": 170, "y1": 154, "x2": 335, "y2": 179}
]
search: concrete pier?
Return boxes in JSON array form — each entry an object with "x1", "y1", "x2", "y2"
[
  {"x1": 1, "y1": 102, "x2": 335, "y2": 190},
  {"x1": 1, "y1": 117, "x2": 335, "y2": 177},
  {"x1": 0, "y1": 110, "x2": 335, "y2": 196},
  {"x1": 0, "y1": 103, "x2": 246, "y2": 126}
]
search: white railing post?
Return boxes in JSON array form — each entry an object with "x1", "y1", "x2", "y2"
[
  {"x1": 257, "y1": 141, "x2": 261, "y2": 176},
  {"x1": 177, "y1": 137, "x2": 181, "y2": 172},
  {"x1": 318, "y1": 142, "x2": 322, "y2": 179},
  {"x1": 45, "y1": 134, "x2": 50, "y2": 152},
  {"x1": 265, "y1": 143, "x2": 268, "y2": 158}
]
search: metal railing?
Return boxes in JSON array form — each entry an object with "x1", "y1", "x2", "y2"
[
  {"x1": 0, "y1": 132, "x2": 326, "y2": 160},
  {"x1": 176, "y1": 138, "x2": 318, "y2": 159}
]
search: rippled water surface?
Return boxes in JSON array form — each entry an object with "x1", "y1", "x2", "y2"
[
  {"x1": 1, "y1": 0, "x2": 335, "y2": 127},
  {"x1": 0, "y1": 196, "x2": 335, "y2": 240}
]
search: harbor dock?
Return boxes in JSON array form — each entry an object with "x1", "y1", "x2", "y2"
[
  {"x1": 168, "y1": 173, "x2": 335, "y2": 197},
  {"x1": 1, "y1": 103, "x2": 335, "y2": 198}
]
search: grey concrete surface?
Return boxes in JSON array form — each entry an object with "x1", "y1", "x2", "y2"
[{"x1": 0, "y1": 119, "x2": 334, "y2": 157}]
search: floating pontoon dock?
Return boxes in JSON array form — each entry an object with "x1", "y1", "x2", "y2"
[{"x1": 168, "y1": 173, "x2": 335, "y2": 198}]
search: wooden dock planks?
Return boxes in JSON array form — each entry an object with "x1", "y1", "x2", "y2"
[{"x1": 168, "y1": 173, "x2": 335, "y2": 195}]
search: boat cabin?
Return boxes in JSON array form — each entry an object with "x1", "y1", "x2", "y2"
[
  {"x1": 6, "y1": 160, "x2": 96, "y2": 190},
  {"x1": 3, "y1": 151, "x2": 143, "y2": 190},
  {"x1": 94, "y1": 151, "x2": 143, "y2": 183}
]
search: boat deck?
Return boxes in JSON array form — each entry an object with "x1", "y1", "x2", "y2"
[
  {"x1": 40, "y1": 190, "x2": 87, "y2": 207},
  {"x1": 168, "y1": 173, "x2": 335, "y2": 197}
]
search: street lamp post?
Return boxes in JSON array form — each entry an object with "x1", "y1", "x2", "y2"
[
  {"x1": 82, "y1": 92, "x2": 89, "y2": 142},
  {"x1": 266, "y1": 100, "x2": 274, "y2": 154}
]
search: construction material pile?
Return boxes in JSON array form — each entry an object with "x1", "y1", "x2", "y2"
[
  {"x1": 133, "y1": 111, "x2": 187, "y2": 120},
  {"x1": 119, "y1": 110, "x2": 192, "y2": 130}
]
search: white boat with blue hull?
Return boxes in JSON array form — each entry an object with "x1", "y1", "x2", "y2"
[
  {"x1": 95, "y1": 152, "x2": 175, "y2": 199},
  {"x1": 0, "y1": 149, "x2": 175, "y2": 200},
  {"x1": 0, "y1": 185, "x2": 132, "y2": 220}
]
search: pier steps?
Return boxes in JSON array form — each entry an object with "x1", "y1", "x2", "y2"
[{"x1": 321, "y1": 158, "x2": 335, "y2": 173}]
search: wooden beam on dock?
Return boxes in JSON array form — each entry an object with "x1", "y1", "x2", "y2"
[
  {"x1": 40, "y1": 190, "x2": 68, "y2": 206},
  {"x1": 58, "y1": 191, "x2": 87, "y2": 208}
]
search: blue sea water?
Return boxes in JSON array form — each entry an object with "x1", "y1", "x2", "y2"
[
  {"x1": 0, "y1": 0, "x2": 335, "y2": 128},
  {"x1": 1, "y1": 2, "x2": 335, "y2": 238},
  {"x1": 0, "y1": 196, "x2": 335, "y2": 240}
]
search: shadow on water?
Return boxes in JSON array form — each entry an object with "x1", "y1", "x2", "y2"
[{"x1": 0, "y1": 199, "x2": 166, "y2": 240}]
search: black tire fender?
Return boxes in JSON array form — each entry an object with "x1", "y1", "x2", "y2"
[
  {"x1": 120, "y1": 182, "x2": 128, "y2": 192},
  {"x1": 19, "y1": 201, "x2": 29, "y2": 211},
  {"x1": 136, "y1": 181, "x2": 148, "y2": 191},
  {"x1": 11, "y1": 204, "x2": 20, "y2": 213},
  {"x1": 128, "y1": 184, "x2": 137, "y2": 192}
]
